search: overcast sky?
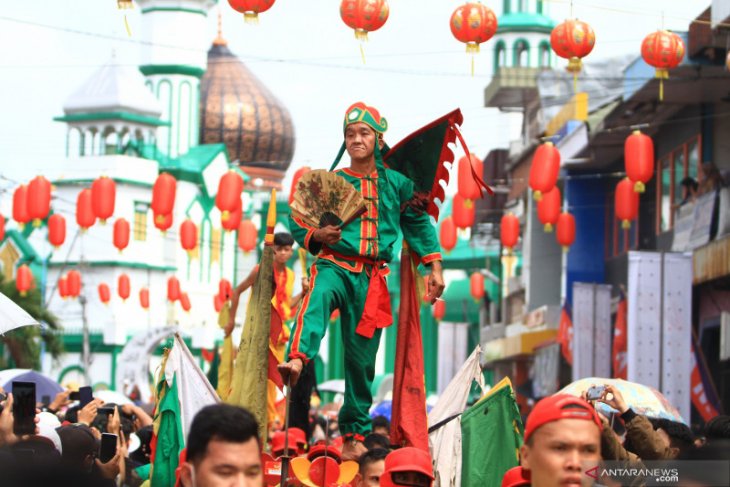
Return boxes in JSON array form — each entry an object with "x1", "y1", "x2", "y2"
[{"x1": 0, "y1": 0, "x2": 708, "y2": 199}]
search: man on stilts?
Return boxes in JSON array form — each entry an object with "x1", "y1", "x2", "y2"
[{"x1": 279, "y1": 102, "x2": 445, "y2": 460}]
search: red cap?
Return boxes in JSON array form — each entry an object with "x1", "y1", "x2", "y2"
[
  {"x1": 307, "y1": 444, "x2": 342, "y2": 463},
  {"x1": 524, "y1": 394, "x2": 603, "y2": 443},
  {"x1": 289, "y1": 427, "x2": 307, "y2": 447},
  {"x1": 501, "y1": 466, "x2": 530, "y2": 487},
  {"x1": 270, "y1": 432, "x2": 296, "y2": 456},
  {"x1": 380, "y1": 447, "x2": 434, "y2": 487}
]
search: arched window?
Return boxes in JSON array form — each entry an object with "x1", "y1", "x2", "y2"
[
  {"x1": 503, "y1": 0, "x2": 510, "y2": 14},
  {"x1": 538, "y1": 41, "x2": 551, "y2": 67},
  {"x1": 537, "y1": 0, "x2": 544, "y2": 14},
  {"x1": 514, "y1": 40, "x2": 530, "y2": 67},
  {"x1": 494, "y1": 41, "x2": 507, "y2": 73}
]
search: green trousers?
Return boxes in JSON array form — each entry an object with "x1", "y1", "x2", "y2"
[{"x1": 288, "y1": 259, "x2": 382, "y2": 436}]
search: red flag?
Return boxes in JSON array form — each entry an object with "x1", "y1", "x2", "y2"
[
  {"x1": 613, "y1": 298, "x2": 628, "y2": 379},
  {"x1": 558, "y1": 305, "x2": 573, "y2": 365},
  {"x1": 691, "y1": 341, "x2": 720, "y2": 421},
  {"x1": 390, "y1": 247, "x2": 429, "y2": 451}
]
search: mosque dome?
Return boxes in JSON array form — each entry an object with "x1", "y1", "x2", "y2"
[{"x1": 199, "y1": 33, "x2": 295, "y2": 190}]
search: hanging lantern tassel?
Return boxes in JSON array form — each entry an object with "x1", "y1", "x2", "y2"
[
  {"x1": 117, "y1": 0, "x2": 133, "y2": 37},
  {"x1": 655, "y1": 68, "x2": 668, "y2": 102},
  {"x1": 467, "y1": 43, "x2": 480, "y2": 77},
  {"x1": 244, "y1": 12, "x2": 259, "y2": 24}
]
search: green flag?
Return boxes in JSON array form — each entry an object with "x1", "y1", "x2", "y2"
[
  {"x1": 461, "y1": 378, "x2": 524, "y2": 487},
  {"x1": 150, "y1": 375, "x2": 184, "y2": 487}
]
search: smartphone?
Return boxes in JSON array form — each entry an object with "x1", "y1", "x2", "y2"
[
  {"x1": 69, "y1": 391, "x2": 80, "y2": 401},
  {"x1": 98, "y1": 406, "x2": 115, "y2": 417},
  {"x1": 78, "y1": 386, "x2": 93, "y2": 407},
  {"x1": 12, "y1": 381, "x2": 36, "y2": 436},
  {"x1": 41, "y1": 394, "x2": 51, "y2": 406},
  {"x1": 586, "y1": 385, "x2": 606, "y2": 401},
  {"x1": 99, "y1": 433, "x2": 118, "y2": 463}
]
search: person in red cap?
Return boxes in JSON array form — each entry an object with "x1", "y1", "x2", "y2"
[
  {"x1": 501, "y1": 466, "x2": 530, "y2": 487},
  {"x1": 380, "y1": 447, "x2": 434, "y2": 487},
  {"x1": 520, "y1": 394, "x2": 602, "y2": 487},
  {"x1": 270, "y1": 431, "x2": 297, "y2": 459}
]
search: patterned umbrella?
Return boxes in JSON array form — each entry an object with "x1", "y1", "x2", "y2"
[{"x1": 559, "y1": 377, "x2": 686, "y2": 425}]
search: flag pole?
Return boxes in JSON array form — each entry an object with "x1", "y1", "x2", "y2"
[{"x1": 280, "y1": 375, "x2": 292, "y2": 487}]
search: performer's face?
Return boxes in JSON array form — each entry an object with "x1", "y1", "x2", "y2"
[
  {"x1": 274, "y1": 244, "x2": 293, "y2": 265},
  {"x1": 345, "y1": 122, "x2": 378, "y2": 162}
]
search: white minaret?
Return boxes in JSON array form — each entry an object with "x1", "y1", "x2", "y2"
[{"x1": 136, "y1": 0, "x2": 217, "y2": 158}]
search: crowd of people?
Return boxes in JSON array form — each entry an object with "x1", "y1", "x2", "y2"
[{"x1": 1, "y1": 380, "x2": 728, "y2": 487}]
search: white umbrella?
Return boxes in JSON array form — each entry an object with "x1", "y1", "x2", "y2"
[{"x1": 0, "y1": 291, "x2": 38, "y2": 334}]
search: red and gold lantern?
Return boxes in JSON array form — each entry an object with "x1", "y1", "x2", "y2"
[
  {"x1": 154, "y1": 212, "x2": 173, "y2": 233},
  {"x1": 550, "y1": 19, "x2": 595, "y2": 74},
  {"x1": 433, "y1": 299, "x2": 446, "y2": 321},
  {"x1": 222, "y1": 199, "x2": 242, "y2": 233},
  {"x1": 113, "y1": 218, "x2": 130, "y2": 253},
  {"x1": 98, "y1": 283, "x2": 111, "y2": 305},
  {"x1": 58, "y1": 276, "x2": 69, "y2": 299},
  {"x1": 624, "y1": 130, "x2": 655, "y2": 193},
  {"x1": 180, "y1": 292, "x2": 191, "y2": 312},
  {"x1": 228, "y1": 0, "x2": 276, "y2": 22},
  {"x1": 470, "y1": 272, "x2": 485, "y2": 302},
  {"x1": 529, "y1": 142, "x2": 561, "y2": 201},
  {"x1": 615, "y1": 178, "x2": 639, "y2": 229},
  {"x1": 457, "y1": 154, "x2": 484, "y2": 207},
  {"x1": 219, "y1": 279, "x2": 233, "y2": 301},
  {"x1": 15, "y1": 265, "x2": 32, "y2": 296},
  {"x1": 289, "y1": 166, "x2": 311, "y2": 205},
  {"x1": 180, "y1": 219, "x2": 198, "y2": 254},
  {"x1": 139, "y1": 288, "x2": 150, "y2": 310},
  {"x1": 67, "y1": 270, "x2": 82, "y2": 298},
  {"x1": 151, "y1": 173, "x2": 176, "y2": 224},
  {"x1": 91, "y1": 176, "x2": 116, "y2": 224},
  {"x1": 340, "y1": 0, "x2": 389, "y2": 41},
  {"x1": 118, "y1": 273, "x2": 130, "y2": 301},
  {"x1": 167, "y1": 276, "x2": 180, "y2": 302},
  {"x1": 76, "y1": 189, "x2": 96, "y2": 231},
  {"x1": 13, "y1": 185, "x2": 30, "y2": 229},
  {"x1": 439, "y1": 216, "x2": 457, "y2": 253},
  {"x1": 450, "y1": 2, "x2": 498, "y2": 54},
  {"x1": 641, "y1": 30, "x2": 685, "y2": 101},
  {"x1": 27, "y1": 176, "x2": 52, "y2": 227},
  {"x1": 47, "y1": 214, "x2": 66, "y2": 248},
  {"x1": 237, "y1": 219, "x2": 257, "y2": 253},
  {"x1": 452, "y1": 194, "x2": 475, "y2": 230},
  {"x1": 556, "y1": 212, "x2": 576, "y2": 251},
  {"x1": 500, "y1": 213, "x2": 520, "y2": 252},
  {"x1": 537, "y1": 186, "x2": 561, "y2": 232},
  {"x1": 216, "y1": 170, "x2": 244, "y2": 224}
]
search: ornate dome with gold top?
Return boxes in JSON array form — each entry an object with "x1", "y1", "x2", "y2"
[{"x1": 199, "y1": 19, "x2": 295, "y2": 191}]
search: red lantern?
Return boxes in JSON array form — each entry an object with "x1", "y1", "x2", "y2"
[
  {"x1": 219, "y1": 279, "x2": 233, "y2": 301},
  {"x1": 15, "y1": 265, "x2": 32, "y2": 296},
  {"x1": 289, "y1": 166, "x2": 311, "y2": 205},
  {"x1": 113, "y1": 218, "x2": 130, "y2": 253},
  {"x1": 12, "y1": 185, "x2": 30, "y2": 229},
  {"x1": 151, "y1": 173, "x2": 176, "y2": 223},
  {"x1": 139, "y1": 288, "x2": 150, "y2": 310},
  {"x1": 98, "y1": 283, "x2": 111, "y2": 305},
  {"x1": 340, "y1": 0, "x2": 389, "y2": 41},
  {"x1": 641, "y1": 30, "x2": 685, "y2": 101},
  {"x1": 154, "y1": 212, "x2": 173, "y2": 233},
  {"x1": 237, "y1": 219, "x2": 257, "y2": 252},
  {"x1": 214, "y1": 293, "x2": 223, "y2": 313},
  {"x1": 118, "y1": 274, "x2": 130, "y2": 301},
  {"x1": 529, "y1": 142, "x2": 561, "y2": 201},
  {"x1": 433, "y1": 299, "x2": 446, "y2": 321},
  {"x1": 537, "y1": 186, "x2": 561, "y2": 232},
  {"x1": 222, "y1": 199, "x2": 242, "y2": 232},
  {"x1": 66, "y1": 270, "x2": 82, "y2": 298},
  {"x1": 27, "y1": 176, "x2": 52, "y2": 227},
  {"x1": 457, "y1": 154, "x2": 484, "y2": 207},
  {"x1": 470, "y1": 272, "x2": 485, "y2": 302},
  {"x1": 550, "y1": 19, "x2": 596, "y2": 74},
  {"x1": 58, "y1": 276, "x2": 69, "y2": 299},
  {"x1": 452, "y1": 194, "x2": 475, "y2": 230},
  {"x1": 228, "y1": 0, "x2": 276, "y2": 22},
  {"x1": 76, "y1": 189, "x2": 95, "y2": 231},
  {"x1": 47, "y1": 214, "x2": 66, "y2": 248},
  {"x1": 0, "y1": 214, "x2": 4, "y2": 242},
  {"x1": 624, "y1": 130, "x2": 654, "y2": 193},
  {"x1": 500, "y1": 213, "x2": 520, "y2": 251},
  {"x1": 439, "y1": 216, "x2": 457, "y2": 253},
  {"x1": 615, "y1": 178, "x2": 639, "y2": 229},
  {"x1": 450, "y1": 2, "x2": 498, "y2": 54},
  {"x1": 180, "y1": 219, "x2": 198, "y2": 254},
  {"x1": 167, "y1": 276, "x2": 181, "y2": 302},
  {"x1": 91, "y1": 176, "x2": 116, "y2": 224},
  {"x1": 180, "y1": 292, "x2": 191, "y2": 312},
  {"x1": 556, "y1": 212, "x2": 576, "y2": 251},
  {"x1": 216, "y1": 170, "x2": 244, "y2": 224}
]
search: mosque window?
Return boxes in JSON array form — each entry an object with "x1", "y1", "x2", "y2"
[
  {"x1": 503, "y1": 0, "x2": 510, "y2": 14},
  {"x1": 514, "y1": 40, "x2": 530, "y2": 67},
  {"x1": 211, "y1": 228, "x2": 221, "y2": 263},
  {"x1": 133, "y1": 202, "x2": 149, "y2": 241},
  {"x1": 537, "y1": 0, "x2": 544, "y2": 13},
  {"x1": 538, "y1": 42, "x2": 551, "y2": 67},
  {"x1": 494, "y1": 41, "x2": 507, "y2": 73}
]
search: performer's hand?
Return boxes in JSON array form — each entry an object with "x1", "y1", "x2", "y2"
[
  {"x1": 224, "y1": 318, "x2": 234, "y2": 337},
  {"x1": 426, "y1": 261, "x2": 445, "y2": 304},
  {"x1": 314, "y1": 226, "x2": 342, "y2": 246},
  {"x1": 278, "y1": 358, "x2": 304, "y2": 387},
  {"x1": 301, "y1": 277, "x2": 310, "y2": 293}
]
